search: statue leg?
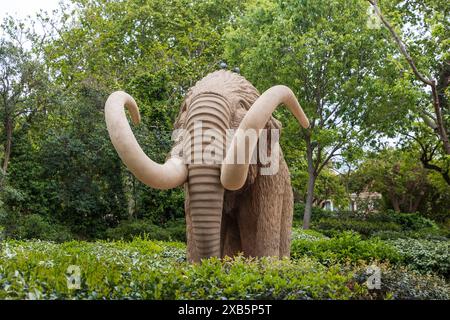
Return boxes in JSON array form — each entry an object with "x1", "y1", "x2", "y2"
[
  {"x1": 279, "y1": 182, "x2": 293, "y2": 258},
  {"x1": 220, "y1": 211, "x2": 242, "y2": 257},
  {"x1": 238, "y1": 175, "x2": 283, "y2": 257}
]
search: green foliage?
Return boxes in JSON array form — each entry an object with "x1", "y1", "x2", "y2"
[
  {"x1": 372, "y1": 229, "x2": 449, "y2": 241},
  {"x1": 0, "y1": 2, "x2": 448, "y2": 301},
  {"x1": 352, "y1": 263, "x2": 449, "y2": 300},
  {"x1": 293, "y1": 203, "x2": 327, "y2": 222},
  {"x1": 0, "y1": 0, "x2": 250, "y2": 240},
  {"x1": 0, "y1": 238, "x2": 364, "y2": 300},
  {"x1": 106, "y1": 219, "x2": 186, "y2": 242},
  {"x1": 310, "y1": 210, "x2": 446, "y2": 239},
  {"x1": 387, "y1": 239, "x2": 450, "y2": 278},
  {"x1": 3, "y1": 88, "x2": 130, "y2": 239},
  {"x1": 291, "y1": 231, "x2": 402, "y2": 265},
  {"x1": 391, "y1": 212, "x2": 438, "y2": 230},
  {"x1": 349, "y1": 148, "x2": 450, "y2": 216},
  {"x1": 223, "y1": 0, "x2": 423, "y2": 228},
  {"x1": 291, "y1": 228, "x2": 328, "y2": 242},
  {"x1": 292, "y1": 228, "x2": 450, "y2": 279},
  {"x1": 1, "y1": 238, "x2": 447, "y2": 300},
  {"x1": 313, "y1": 217, "x2": 403, "y2": 238},
  {"x1": 12, "y1": 215, "x2": 73, "y2": 243}
]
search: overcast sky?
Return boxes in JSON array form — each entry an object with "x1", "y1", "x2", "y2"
[{"x1": 0, "y1": 0, "x2": 61, "y2": 21}]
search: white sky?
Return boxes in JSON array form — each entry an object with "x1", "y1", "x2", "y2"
[{"x1": 0, "y1": 0, "x2": 61, "y2": 21}]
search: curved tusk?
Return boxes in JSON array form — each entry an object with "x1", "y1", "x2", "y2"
[
  {"x1": 105, "y1": 91, "x2": 187, "y2": 189},
  {"x1": 221, "y1": 85, "x2": 309, "y2": 190}
]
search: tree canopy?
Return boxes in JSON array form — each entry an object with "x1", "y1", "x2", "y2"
[{"x1": 0, "y1": 0, "x2": 448, "y2": 239}]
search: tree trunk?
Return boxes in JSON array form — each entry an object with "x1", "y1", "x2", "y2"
[
  {"x1": 431, "y1": 85, "x2": 450, "y2": 155},
  {"x1": 411, "y1": 191, "x2": 425, "y2": 213},
  {"x1": 2, "y1": 117, "x2": 13, "y2": 174},
  {"x1": 303, "y1": 135, "x2": 316, "y2": 229},
  {"x1": 391, "y1": 196, "x2": 400, "y2": 212}
]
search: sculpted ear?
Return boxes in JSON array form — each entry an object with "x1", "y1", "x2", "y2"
[{"x1": 230, "y1": 107, "x2": 246, "y2": 130}]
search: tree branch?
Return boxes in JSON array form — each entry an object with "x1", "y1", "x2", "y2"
[
  {"x1": 368, "y1": 0, "x2": 450, "y2": 154},
  {"x1": 367, "y1": 0, "x2": 432, "y2": 86},
  {"x1": 316, "y1": 143, "x2": 342, "y2": 175}
]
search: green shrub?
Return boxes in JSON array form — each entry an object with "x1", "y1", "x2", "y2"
[
  {"x1": 312, "y1": 217, "x2": 402, "y2": 238},
  {"x1": 352, "y1": 263, "x2": 449, "y2": 300},
  {"x1": 105, "y1": 218, "x2": 186, "y2": 242},
  {"x1": 0, "y1": 239, "x2": 367, "y2": 300},
  {"x1": 372, "y1": 229, "x2": 448, "y2": 241},
  {"x1": 163, "y1": 219, "x2": 186, "y2": 242},
  {"x1": 293, "y1": 203, "x2": 329, "y2": 222},
  {"x1": 310, "y1": 211, "x2": 445, "y2": 239},
  {"x1": 5, "y1": 214, "x2": 73, "y2": 242},
  {"x1": 386, "y1": 238, "x2": 450, "y2": 278},
  {"x1": 291, "y1": 231, "x2": 401, "y2": 265},
  {"x1": 291, "y1": 229, "x2": 328, "y2": 241},
  {"x1": 391, "y1": 213, "x2": 438, "y2": 231},
  {"x1": 1, "y1": 238, "x2": 448, "y2": 300},
  {"x1": 176, "y1": 256, "x2": 367, "y2": 300}
]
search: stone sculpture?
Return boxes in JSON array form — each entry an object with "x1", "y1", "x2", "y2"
[{"x1": 105, "y1": 70, "x2": 309, "y2": 262}]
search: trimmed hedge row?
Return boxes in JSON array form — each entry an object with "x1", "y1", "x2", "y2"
[
  {"x1": 291, "y1": 231, "x2": 402, "y2": 265},
  {"x1": 310, "y1": 211, "x2": 447, "y2": 239},
  {"x1": 0, "y1": 237, "x2": 448, "y2": 300},
  {"x1": 105, "y1": 218, "x2": 186, "y2": 242}
]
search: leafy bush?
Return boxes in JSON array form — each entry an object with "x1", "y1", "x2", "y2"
[
  {"x1": 386, "y1": 239, "x2": 450, "y2": 278},
  {"x1": 1, "y1": 238, "x2": 447, "y2": 300},
  {"x1": 372, "y1": 229, "x2": 448, "y2": 241},
  {"x1": 352, "y1": 263, "x2": 449, "y2": 300},
  {"x1": 293, "y1": 203, "x2": 329, "y2": 222},
  {"x1": 291, "y1": 229, "x2": 328, "y2": 241},
  {"x1": 291, "y1": 231, "x2": 401, "y2": 265},
  {"x1": 106, "y1": 218, "x2": 185, "y2": 242},
  {"x1": 0, "y1": 238, "x2": 366, "y2": 300},
  {"x1": 310, "y1": 211, "x2": 445, "y2": 239},
  {"x1": 391, "y1": 212, "x2": 438, "y2": 231},
  {"x1": 163, "y1": 219, "x2": 187, "y2": 242},
  {"x1": 3, "y1": 214, "x2": 73, "y2": 242},
  {"x1": 312, "y1": 217, "x2": 402, "y2": 237}
]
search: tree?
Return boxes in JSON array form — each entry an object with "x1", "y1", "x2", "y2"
[
  {"x1": 11, "y1": 0, "x2": 250, "y2": 234},
  {"x1": 401, "y1": 122, "x2": 450, "y2": 185},
  {"x1": 352, "y1": 149, "x2": 429, "y2": 212},
  {"x1": 367, "y1": 0, "x2": 450, "y2": 179},
  {"x1": 224, "y1": 0, "x2": 415, "y2": 228},
  {"x1": 0, "y1": 18, "x2": 47, "y2": 175},
  {"x1": 350, "y1": 147, "x2": 449, "y2": 217}
]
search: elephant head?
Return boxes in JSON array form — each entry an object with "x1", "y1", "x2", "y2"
[{"x1": 105, "y1": 70, "x2": 309, "y2": 261}]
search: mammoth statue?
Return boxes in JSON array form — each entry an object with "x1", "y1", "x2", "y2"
[{"x1": 105, "y1": 70, "x2": 309, "y2": 262}]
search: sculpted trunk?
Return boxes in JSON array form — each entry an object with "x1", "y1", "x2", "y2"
[{"x1": 184, "y1": 94, "x2": 231, "y2": 258}]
